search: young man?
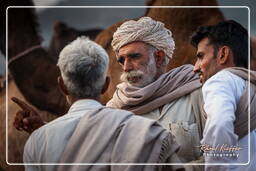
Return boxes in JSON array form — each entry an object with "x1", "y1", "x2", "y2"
[
  {"x1": 17, "y1": 37, "x2": 182, "y2": 171},
  {"x1": 191, "y1": 20, "x2": 256, "y2": 171}
]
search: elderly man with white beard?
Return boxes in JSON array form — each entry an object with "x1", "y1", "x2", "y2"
[{"x1": 106, "y1": 17, "x2": 204, "y2": 170}]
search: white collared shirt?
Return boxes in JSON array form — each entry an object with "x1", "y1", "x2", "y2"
[
  {"x1": 23, "y1": 99, "x2": 102, "y2": 171},
  {"x1": 202, "y1": 70, "x2": 256, "y2": 171}
]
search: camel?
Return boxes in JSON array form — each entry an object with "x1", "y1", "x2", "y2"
[
  {"x1": 0, "y1": 0, "x2": 64, "y2": 170},
  {"x1": 251, "y1": 37, "x2": 256, "y2": 69},
  {"x1": 4, "y1": 2, "x2": 68, "y2": 115},
  {"x1": 3, "y1": 0, "x2": 224, "y2": 114},
  {"x1": 2, "y1": 0, "x2": 253, "y2": 170},
  {"x1": 48, "y1": 21, "x2": 102, "y2": 64},
  {"x1": 0, "y1": 80, "x2": 58, "y2": 171},
  {"x1": 0, "y1": 1, "x2": 102, "y2": 170}
]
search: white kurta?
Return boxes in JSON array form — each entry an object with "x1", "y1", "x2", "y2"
[
  {"x1": 142, "y1": 88, "x2": 203, "y2": 163},
  {"x1": 23, "y1": 99, "x2": 102, "y2": 171},
  {"x1": 202, "y1": 70, "x2": 256, "y2": 171}
]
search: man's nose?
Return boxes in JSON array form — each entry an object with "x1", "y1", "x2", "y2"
[
  {"x1": 193, "y1": 59, "x2": 200, "y2": 73},
  {"x1": 123, "y1": 59, "x2": 133, "y2": 72}
]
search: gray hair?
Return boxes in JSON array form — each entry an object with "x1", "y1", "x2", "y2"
[{"x1": 57, "y1": 36, "x2": 109, "y2": 99}]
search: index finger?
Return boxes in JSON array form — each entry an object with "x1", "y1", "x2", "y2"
[{"x1": 11, "y1": 97, "x2": 34, "y2": 111}]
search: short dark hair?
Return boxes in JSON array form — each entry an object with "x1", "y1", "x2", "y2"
[{"x1": 191, "y1": 20, "x2": 249, "y2": 68}]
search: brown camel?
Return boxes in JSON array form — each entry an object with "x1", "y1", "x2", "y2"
[
  {"x1": 1, "y1": 0, "x2": 254, "y2": 112},
  {"x1": 0, "y1": 80, "x2": 57, "y2": 171},
  {"x1": 252, "y1": 37, "x2": 256, "y2": 69},
  {"x1": 1, "y1": 0, "x2": 252, "y2": 170},
  {"x1": 0, "y1": 1, "x2": 103, "y2": 170},
  {"x1": 3, "y1": 2, "x2": 68, "y2": 115},
  {"x1": 0, "y1": 1, "x2": 65, "y2": 170},
  {"x1": 48, "y1": 21, "x2": 102, "y2": 64}
]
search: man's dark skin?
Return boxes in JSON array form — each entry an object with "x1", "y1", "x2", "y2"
[{"x1": 12, "y1": 97, "x2": 44, "y2": 134}]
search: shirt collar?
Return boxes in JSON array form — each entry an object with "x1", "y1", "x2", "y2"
[{"x1": 67, "y1": 99, "x2": 103, "y2": 114}]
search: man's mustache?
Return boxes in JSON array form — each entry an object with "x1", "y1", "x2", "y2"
[{"x1": 120, "y1": 70, "x2": 144, "y2": 83}]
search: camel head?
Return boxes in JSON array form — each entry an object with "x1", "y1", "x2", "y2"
[
  {"x1": 0, "y1": 0, "x2": 40, "y2": 56},
  {"x1": 48, "y1": 21, "x2": 102, "y2": 64}
]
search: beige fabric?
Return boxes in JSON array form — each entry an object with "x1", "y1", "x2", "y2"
[
  {"x1": 57, "y1": 107, "x2": 183, "y2": 171},
  {"x1": 144, "y1": 89, "x2": 205, "y2": 166},
  {"x1": 225, "y1": 67, "x2": 256, "y2": 138},
  {"x1": 107, "y1": 64, "x2": 202, "y2": 115},
  {"x1": 225, "y1": 67, "x2": 256, "y2": 84},
  {"x1": 190, "y1": 88, "x2": 206, "y2": 139},
  {"x1": 111, "y1": 17, "x2": 175, "y2": 64}
]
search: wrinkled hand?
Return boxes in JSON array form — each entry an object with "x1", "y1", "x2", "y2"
[{"x1": 12, "y1": 97, "x2": 45, "y2": 134}]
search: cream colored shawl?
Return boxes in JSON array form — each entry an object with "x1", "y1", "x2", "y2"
[
  {"x1": 107, "y1": 64, "x2": 202, "y2": 115},
  {"x1": 225, "y1": 67, "x2": 256, "y2": 138},
  {"x1": 57, "y1": 107, "x2": 183, "y2": 171}
]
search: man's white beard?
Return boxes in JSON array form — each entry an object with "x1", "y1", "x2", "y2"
[{"x1": 120, "y1": 56, "x2": 157, "y2": 87}]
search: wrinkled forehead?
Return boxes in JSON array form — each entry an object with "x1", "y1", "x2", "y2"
[{"x1": 117, "y1": 42, "x2": 149, "y2": 56}]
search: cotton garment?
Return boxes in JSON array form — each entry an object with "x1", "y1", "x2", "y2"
[
  {"x1": 23, "y1": 99, "x2": 183, "y2": 171},
  {"x1": 57, "y1": 106, "x2": 183, "y2": 171},
  {"x1": 23, "y1": 99, "x2": 103, "y2": 171},
  {"x1": 107, "y1": 64, "x2": 201, "y2": 115},
  {"x1": 202, "y1": 70, "x2": 256, "y2": 171},
  {"x1": 108, "y1": 65, "x2": 205, "y2": 171}
]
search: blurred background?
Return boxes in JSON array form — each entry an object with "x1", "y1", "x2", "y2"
[
  {"x1": 1, "y1": 1, "x2": 255, "y2": 170},
  {"x1": 1, "y1": 0, "x2": 255, "y2": 77}
]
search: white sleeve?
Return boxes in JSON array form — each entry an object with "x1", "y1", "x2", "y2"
[
  {"x1": 23, "y1": 132, "x2": 40, "y2": 171},
  {"x1": 201, "y1": 71, "x2": 245, "y2": 171}
]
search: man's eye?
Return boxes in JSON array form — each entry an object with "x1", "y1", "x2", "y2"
[
  {"x1": 129, "y1": 53, "x2": 141, "y2": 59},
  {"x1": 117, "y1": 57, "x2": 125, "y2": 64},
  {"x1": 197, "y1": 53, "x2": 204, "y2": 59}
]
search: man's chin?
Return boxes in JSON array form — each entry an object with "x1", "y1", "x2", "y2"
[
  {"x1": 127, "y1": 76, "x2": 141, "y2": 83},
  {"x1": 124, "y1": 75, "x2": 155, "y2": 88}
]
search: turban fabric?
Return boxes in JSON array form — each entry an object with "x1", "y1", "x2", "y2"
[{"x1": 111, "y1": 17, "x2": 175, "y2": 64}]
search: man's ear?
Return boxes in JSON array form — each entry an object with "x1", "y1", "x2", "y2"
[
  {"x1": 154, "y1": 50, "x2": 165, "y2": 68},
  {"x1": 101, "y1": 76, "x2": 110, "y2": 94},
  {"x1": 57, "y1": 76, "x2": 69, "y2": 96},
  {"x1": 218, "y1": 46, "x2": 231, "y2": 65}
]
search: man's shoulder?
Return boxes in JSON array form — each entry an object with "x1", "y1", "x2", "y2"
[
  {"x1": 28, "y1": 113, "x2": 80, "y2": 143},
  {"x1": 104, "y1": 107, "x2": 157, "y2": 123},
  {"x1": 36, "y1": 115, "x2": 69, "y2": 132},
  {"x1": 101, "y1": 107, "x2": 133, "y2": 116},
  {"x1": 208, "y1": 70, "x2": 244, "y2": 84},
  {"x1": 24, "y1": 113, "x2": 84, "y2": 158},
  {"x1": 203, "y1": 70, "x2": 245, "y2": 92},
  {"x1": 202, "y1": 70, "x2": 246, "y2": 103}
]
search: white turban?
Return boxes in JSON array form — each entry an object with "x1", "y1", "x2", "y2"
[{"x1": 111, "y1": 17, "x2": 175, "y2": 64}]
